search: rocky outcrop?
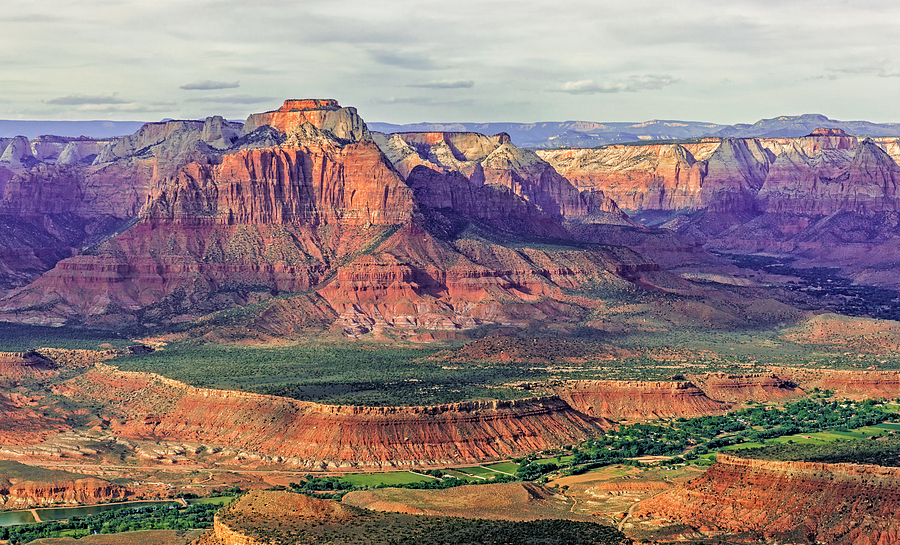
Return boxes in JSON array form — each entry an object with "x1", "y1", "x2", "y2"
[
  {"x1": 56, "y1": 365, "x2": 606, "y2": 468},
  {"x1": 208, "y1": 491, "x2": 356, "y2": 545},
  {"x1": 555, "y1": 380, "x2": 726, "y2": 420},
  {"x1": 376, "y1": 131, "x2": 636, "y2": 227},
  {"x1": 540, "y1": 132, "x2": 900, "y2": 287},
  {"x1": 0, "y1": 477, "x2": 129, "y2": 509},
  {"x1": 0, "y1": 350, "x2": 56, "y2": 381},
  {"x1": 0, "y1": 120, "x2": 418, "y2": 325},
  {"x1": 635, "y1": 454, "x2": 900, "y2": 544},
  {"x1": 243, "y1": 99, "x2": 369, "y2": 142},
  {"x1": 686, "y1": 373, "x2": 801, "y2": 403}
]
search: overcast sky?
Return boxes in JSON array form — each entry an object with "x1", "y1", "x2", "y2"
[{"x1": 2, "y1": 0, "x2": 899, "y2": 125}]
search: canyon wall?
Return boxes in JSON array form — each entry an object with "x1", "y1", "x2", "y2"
[
  {"x1": 55, "y1": 365, "x2": 607, "y2": 468},
  {"x1": 555, "y1": 380, "x2": 725, "y2": 420},
  {"x1": 0, "y1": 478, "x2": 129, "y2": 509},
  {"x1": 538, "y1": 130, "x2": 900, "y2": 216},
  {"x1": 635, "y1": 454, "x2": 900, "y2": 544}
]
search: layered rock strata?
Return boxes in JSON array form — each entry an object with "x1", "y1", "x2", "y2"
[
  {"x1": 635, "y1": 454, "x2": 900, "y2": 544},
  {"x1": 555, "y1": 380, "x2": 726, "y2": 420},
  {"x1": 55, "y1": 366, "x2": 607, "y2": 468},
  {"x1": 0, "y1": 478, "x2": 129, "y2": 509}
]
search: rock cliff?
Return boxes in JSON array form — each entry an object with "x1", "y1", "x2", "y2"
[
  {"x1": 555, "y1": 380, "x2": 726, "y2": 420},
  {"x1": 635, "y1": 454, "x2": 900, "y2": 544},
  {"x1": 0, "y1": 477, "x2": 129, "y2": 509},
  {"x1": 375, "y1": 131, "x2": 636, "y2": 227},
  {"x1": 1, "y1": 101, "x2": 690, "y2": 330},
  {"x1": 56, "y1": 365, "x2": 606, "y2": 468},
  {"x1": 539, "y1": 132, "x2": 900, "y2": 287}
]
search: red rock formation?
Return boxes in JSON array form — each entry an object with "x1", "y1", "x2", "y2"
[
  {"x1": 56, "y1": 366, "x2": 606, "y2": 468},
  {"x1": 0, "y1": 351, "x2": 56, "y2": 381},
  {"x1": 377, "y1": 131, "x2": 636, "y2": 227},
  {"x1": 209, "y1": 491, "x2": 355, "y2": 545},
  {"x1": 0, "y1": 128, "x2": 417, "y2": 325},
  {"x1": 795, "y1": 370, "x2": 900, "y2": 399},
  {"x1": 0, "y1": 391, "x2": 69, "y2": 445},
  {"x1": 555, "y1": 380, "x2": 726, "y2": 420},
  {"x1": 687, "y1": 373, "x2": 801, "y2": 403},
  {"x1": 244, "y1": 100, "x2": 368, "y2": 142},
  {"x1": 0, "y1": 478, "x2": 129, "y2": 509},
  {"x1": 635, "y1": 454, "x2": 900, "y2": 544},
  {"x1": 278, "y1": 99, "x2": 339, "y2": 111}
]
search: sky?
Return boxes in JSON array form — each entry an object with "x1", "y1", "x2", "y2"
[{"x1": 2, "y1": 0, "x2": 900, "y2": 125}]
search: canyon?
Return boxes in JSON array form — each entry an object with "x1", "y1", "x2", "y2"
[
  {"x1": 3, "y1": 100, "x2": 900, "y2": 332},
  {"x1": 2, "y1": 100, "x2": 900, "y2": 543}
]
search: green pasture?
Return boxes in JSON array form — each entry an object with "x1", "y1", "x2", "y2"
[
  {"x1": 482, "y1": 462, "x2": 520, "y2": 475},
  {"x1": 339, "y1": 471, "x2": 434, "y2": 488}
]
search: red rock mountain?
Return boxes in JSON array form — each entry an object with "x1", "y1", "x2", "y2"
[
  {"x1": 539, "y1": 132, "x2": 900, "y2": 286},
  {"x1": 0, "y1": 100, "x2": 687, "y2": 331}
]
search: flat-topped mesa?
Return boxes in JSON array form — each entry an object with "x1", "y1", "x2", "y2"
[
  {"x1": 555, "y1": 379, "x2": 726, "y2": 420},
  {"x1": 279, "y1": 99, "x2": 341, "y2": 111},
  {"x1": 809, "y1": 127, "x2": 848, "y2": 137},
  {"x1": 244, "y1": 99, "x2": 369, "y2": 142},
  {"x1": 59, "y1": 366, "x2": 607, "y2": 468}
]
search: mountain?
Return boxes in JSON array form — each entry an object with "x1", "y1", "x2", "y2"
[
  {"x1": 0, "y1": 120, "x2": 147, "y2": 139},
  {"x1": 369, "y1": 120, "x2": 727, "y2": 149},
  {"x1": 370, "y1": 114, "x2": 900, "y2": 149},
  {"x1": 0, "y1": 100, "x2": 693, "y2": 333},
  {"x1": 538, "y1": 129, "x2": 900, "y2": 288}
]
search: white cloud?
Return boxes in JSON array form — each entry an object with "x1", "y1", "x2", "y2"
[{"x1": 558, "y1": 75, "x2": 680, "y2": 94}]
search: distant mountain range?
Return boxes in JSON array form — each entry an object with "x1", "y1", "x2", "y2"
[
  {"x1": 0, "y1": 120, "x2": 146, "y2": 139},
  {"x1": 369, "y1": 113, "x2": 900, "y2": 148},
  {"x1": 3, "y1": 113, "x2": 900, "y2": 148}
]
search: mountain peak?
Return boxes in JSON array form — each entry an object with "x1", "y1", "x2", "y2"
[{"x1": 279, "y1": 99, "x2": 341, "y2": 112}]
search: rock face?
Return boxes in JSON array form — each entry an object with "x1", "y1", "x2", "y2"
[
  {"x1": 1, "y1": 100, "x2": 689, "y2": 330},
  {"x1": 376, "y1": 131, "x2": 636, "y2": 228},
  {"x1": 0, "y1": 477, "x2": 129, "y2": 509},
  {"x1": 243, "y1": 99, "x2": 369, "y2": 142},
  {"x1": 686, "y1": 373, "x2": 801, "y2": 403},
  {"x1": 0, "y1": 118, "x2": 243, "y2": 292},
  {"x1": 555, "y1": 380, "x2": 726, "y2": 420},
  {"x1": 636, "y1": 454, "x2": 900, "y2": 544},
  {"x1": 539, "y1": 132, "x2": 900, "y2": 286},
  {"x1": 56, "y1": 365, "x2": 606, "y2": 468}
]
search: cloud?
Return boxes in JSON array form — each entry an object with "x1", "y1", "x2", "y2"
[
  {"x1": 369, "y1": 51, "x2": 440, "y2": 70},
  {"x1": 183, "y1": 94, "x2": 273, "y2": 104},
  {"x1": 557, "y1": 75, "x2": 680, "y2": 94},
  {"x1": 407, "y1": 80, "x2": 474, "y2": 89},
  {"x1": 180, "y1": 80, "x2": 240, "y2": 90},
  {"x1": 375, "y1": 96, "x2": 474, "y2": 107},
  {"x1": 825, "y1": 61, "x2": 900, "y2": 78},
  {"x1": 45, "y1": 94, "x2": 129, "y2": 105}
]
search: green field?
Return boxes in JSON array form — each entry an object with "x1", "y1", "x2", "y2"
[
  {"x1": 453, "y1": 466, "x2": 496, "y2": 479},
  {"x1": 482, "y1": 462, "x2": 520, "y2": 475},
  {"x1": 873, "y1": 422, "x2": 900, "y2": 430},
  {"x1": 340, "y1": 471, "x2": 434, "y2": 487},
  {"x1": 187, "y1": 496, "x2": 234, "y2": 506}
]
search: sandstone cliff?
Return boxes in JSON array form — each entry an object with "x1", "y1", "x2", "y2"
[
  {"x1": 635, "y1": 454, "x2": 900, "y2": 544},
  {"x1": 555, "y1": 380, "x2": 726, "y2": 420},
  {"x1": 0, "y1": 477, "x2": 129, "y2": 509},
  {"x1": 375, "y1": 130, "x2": 636, "y2": 227},
  {"x1": 55, "y1": 365, "x2": 607, "y2": 468},
  {"x1": 539, "y1": 131, "x2": 900, "y2": 287}
]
